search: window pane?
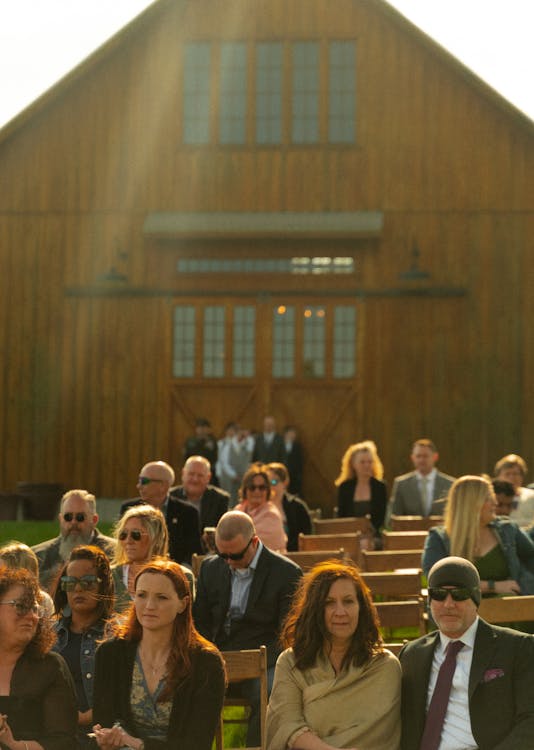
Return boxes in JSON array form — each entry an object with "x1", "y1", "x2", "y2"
[
  {"x1": 173, "y1": 306, "x2": 196, "y2": 377},
  {"x1": 183, "y1": 43, "x2": 211, "y2": 144},
  {"x1": 220, "y1": 42, "x2": 247, "y2": 144},
  {"x1": 292, "y1": 42, "x2": 319, "y2": 143},
  {"x1": 256, "y1": 42, "x2": 283, "y2": 143},
  {"x1": 203, "y1": 306, "x2": 225, "y2": 377},
  {"x1": 233, "y1": 306, "x2": 256, "y2": 377},
  {"x1": 329, "y1": 41, "x2": 356, "y2": 143},
  {"x1": 273, "y1": 306, "x2": 295, "y2": 377},
  {"x1": 303, "y1": 306, "x2": 326, "y2": 377},
  {"x1": 333, "y1": 305, "x2": 356, "y2": 378}
]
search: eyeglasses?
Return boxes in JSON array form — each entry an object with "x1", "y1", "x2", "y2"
[
  {"x1": 62, "y1": 512, "x2": 87, "y2": 523},
  {"x1": 428, "y1": 587, "x2": 474, "y2": 602},
  {"x1": 270, "y1": 478, "x2": 280, "y2": 486},
  {"x1": 138, "y1": 476, "x2": 165, "y2": 486},
  {"x1": 217, "y1": 537, "x2": 254, "y2": 561},
  {"x1": 119, "y1": 529, "x2": 147, "y2": 542},
  {"x1": 0, "y1": 599, "x2": 44, "y2": 617},
  {"x1": 246, "y1": 483, "x2": 269, "y2": 492},
  {"x1": 60, "y1": 575, "x2": 102, "y2": 592}
]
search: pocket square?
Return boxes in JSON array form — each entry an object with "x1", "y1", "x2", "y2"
[{"x1": 483, "y1": 668, "x2": 505, "y2": 682}]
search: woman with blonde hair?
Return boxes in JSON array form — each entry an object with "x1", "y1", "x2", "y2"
[
  {"x1": 423, "y1": 475, "x2": 534, "y2": 595},
  {"x1": 266, "y1": 560, "x2": 400, "y2": 750},
  {"x1": 112, "y1": 505, "x2": 194, "y2": 612},
  {"x1": 0, "y1": 540, "x2": 54, "y2": 616},
  {"x1": 334, "y1": 441, "x2": 387, "y2": 535}
]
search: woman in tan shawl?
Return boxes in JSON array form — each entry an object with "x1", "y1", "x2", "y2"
[{"x1": 265, "y1": 561, "x2": 400, "y2": 750}]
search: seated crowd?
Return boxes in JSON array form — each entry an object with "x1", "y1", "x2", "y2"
[{"x1": 1, "y1": 432, "x2": 534, "y2": 749}]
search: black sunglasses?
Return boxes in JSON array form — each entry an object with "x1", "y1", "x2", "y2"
[
  {"x1": 62, "y1": 512, "x2": 87, "y2": 523},
  {"x1": 119, "y1": 529, "x2": 146, "y2": 542},
  {"x1": 246, "y1": 483, "x2": 269, "y2": 492},
  {"x1": 138, "y1": 476, "x2": 164, "y2": 486},
  {"x1": 60, "y1": 575, "x2": 101, "y2": 592},
  {"x1": 428, "y1": 587, "x2": 473, "y2": 602},
  {"x1": 217, "y1": 536, "x2": 254, "y2": 561}
]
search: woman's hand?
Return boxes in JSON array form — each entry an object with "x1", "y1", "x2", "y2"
[
  {"x1": 494, "y1": 579, "x2": 521, "y2": 595},
  {"x1": 92, "y1": 723, "x2": 143, "y2": 750},
  {"x1": 0, "y1": 715, "x2": 19, "y2": 750}
]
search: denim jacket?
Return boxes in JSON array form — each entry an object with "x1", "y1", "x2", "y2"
[
  {"x1": 422, "y1": 518, "x2": 534, "y2": 593},
  {"x1": 53, "y1": 616, "x2": 105, "y2": 708}
]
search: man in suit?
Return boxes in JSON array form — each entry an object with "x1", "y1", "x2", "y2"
[
  {"x1": 252, "y1": 415, "x2": 287, "y2": 464},
  {"x1": 400, "y1": 557, "x2": 534, "y2": 750},
  {"x1": 120, "y1": 460, "x2": 201, "y2": 565},
  {"x1": 193, "y1": 510, "x2": 302, "y2": 746},
  {"x1": 169, "y1": 455, "x2": 229, "y2": 550},
  {"x1": 33, "y1": 488, "x2": 115, "y2": 592},
  {"x1": 390, "y1": 438, "x2": 455, "y2": 517}
]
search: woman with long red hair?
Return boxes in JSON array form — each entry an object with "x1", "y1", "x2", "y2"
[{"x1": 91, "y1": 559, "x2": 225, "y2": 750}]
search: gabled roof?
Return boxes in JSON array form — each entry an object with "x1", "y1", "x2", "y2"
[{"x1": 0, "y1": 0, "x2": 532, "y2": 148}]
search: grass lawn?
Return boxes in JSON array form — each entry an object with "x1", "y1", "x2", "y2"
[{"x1": 0, "y1": 521, "x2": 115, "y2": 547}]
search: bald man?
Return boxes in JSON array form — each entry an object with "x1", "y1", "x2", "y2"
[{"x1": 120, "y1": 460, "x2": 201, "y2": 565}]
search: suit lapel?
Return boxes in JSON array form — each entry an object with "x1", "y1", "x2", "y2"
[
  {"x1": 468, "y1": 619, "x2": 499, "y2": 697},
  {"x1": 415, "y1": 632, "x2": 440, "y2": 710},
  {"x1": 244, "y1": 547, "x2": 269, "y2": 613}
]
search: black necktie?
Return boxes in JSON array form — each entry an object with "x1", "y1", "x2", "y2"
[{"x1": 420, "y1": 640, "x2": 464, "y2": 750}]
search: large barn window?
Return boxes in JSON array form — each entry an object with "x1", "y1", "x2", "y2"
[
  {"x1": 181, "y1": 40, "x2": 356, "y2": 145},
  {"x1": 329, "y1": 42, "x2": 356, "y2": 143},
  {"x1": 183, "y1": 43, "x2": 212, "y2": 144},
  {"x1": 292, "y1": 42, "x2": 320, "y2": 144},
  {"x1": 233, "y1": 306, "x2": 256, "y2": 377},
  {"x1": 256, "y1": 42, "x2": 283, "y2": 144},
  {"x1": 219, "y1": 42, "x2": 248, "y2": 144},
  {"x1": 273, "y1": 306, "x2": 296, "y2": 378},
  {"x1": 173, "y1": 306, "x2": 196, "y2": 376},
  {"x1": 203, "y1": 306, "x2": 226, "y2": 377},
  {"x1": 172, "y1": 303, "x2": 356, "y2": 379}
]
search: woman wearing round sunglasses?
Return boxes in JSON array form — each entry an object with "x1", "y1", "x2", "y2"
[
  {"x1": 112, "y1": 505, "x2": 194, "y2": 612},
  {"x1": 266, "y1": 463, "x2": 312, "y2": 551},
  {"x1": 92, "y1": 559, "x2": 225, "y2": 750},
  {"x1": 51, "y1": 545, "x2": 115, "y2": 748},
  {"x1": 423, "y1": 474, "x2": 534, "y2": 596},
  {"x1": 0, "y1": 566, "x2": 77, "y2": 748},
  {"x1": 235, "y1": 465, "x2": 287, "y2": 552}
]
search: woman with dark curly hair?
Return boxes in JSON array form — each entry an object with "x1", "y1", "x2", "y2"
[
  {"x1": 51, "y1": 545, "x2": 115, "y2": 747},
  {"x1": 0, "y1": 566, "x2": 77, "y2": 749},
  {"x1": 266, "y1": 561, "x2": 401, "y2": 750},
  {"x1": 92, "y1": 559, "x2": 225, "y2": 750}
]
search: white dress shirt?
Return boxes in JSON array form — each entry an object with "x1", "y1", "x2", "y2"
[{"x1": 426, "y1": 617, "x2": 479, "y2": 750}]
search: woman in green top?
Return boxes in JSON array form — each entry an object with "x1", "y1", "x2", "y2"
[{"x1": 422, "y1": 475, "x2": 534, "y2": 595}]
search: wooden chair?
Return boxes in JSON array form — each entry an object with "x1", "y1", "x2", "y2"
[
  {"x1": 215, "y1": 645, "x2": 268, "y2": 750},
  {"x1": 361, "y1": 570, "x2": 423, "y2": 600},
  {"x1": 298, "y1": 532, "x2": 362, "y2": 565},
  {"x1": 313, "y1": 516, "x2": 373, "y2": 536},
  {"x1": 375, "y1": 598, "x2": 427, "y2": 636},
  {"x1": 308, "y1": 507, "x2": 322, "y2": 522},
  {"x1": 382, "y1": 530, "x2": 428, "y2": 550},
  {"x1": 390, "y1": 515, "x2": 443, "y2": 531},
  {"x1": 191, "y1": 552, "x2": 209, "y2": 579},
  {"x1": 478, "y1": 595, "x2": 534, "y2": 626},
  {"x1": 285, "y1": 548, "x2": 347, "y2": 571},
  {"x1": 362, "y1": 549, "x2": 423, "y2": 572}
]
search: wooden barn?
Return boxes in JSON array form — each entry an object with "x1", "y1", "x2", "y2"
[{"x1": 0, "y1": 0, "x2": 533, "y2": 513}]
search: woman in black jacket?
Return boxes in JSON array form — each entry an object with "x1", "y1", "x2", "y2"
[
  {"x1": 335, "y1": 440, "x2": 387, "y2": 534},
  {"x1": 92, "y1": 559, "x2": 225, "y2": 750}
]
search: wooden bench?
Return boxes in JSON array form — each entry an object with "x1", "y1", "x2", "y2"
[
  {"x1": 362, "y1": 549, "x2": 423, "y2": 572},
  {"x1": 382, "y1": 530, "x2": 428, "y2": 550},
  {"x1": 390, "y1": 515, "x2": 443, "y2": 531}
]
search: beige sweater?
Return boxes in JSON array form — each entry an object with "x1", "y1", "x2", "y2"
[{"x1": 266, "y1": 647, "x2": 401, "y2": 750}]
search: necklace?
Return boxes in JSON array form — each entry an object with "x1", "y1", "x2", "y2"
[{"x1": 140, "y1": 648, "x2": 170, "y2": 676}]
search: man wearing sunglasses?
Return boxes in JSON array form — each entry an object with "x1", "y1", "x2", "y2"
[
  {"x1": 193, "y1": 510, "x2": 302, "y2": 747},
  {"x1": 120, "y1": 460, "x2": 202, "y2": 565},
  {"x1": 399, "y1": 556, "x2": 534, "y2": 750},
  {"x1": 32, "y1": 489, "x2": 116, "y2": 592}
]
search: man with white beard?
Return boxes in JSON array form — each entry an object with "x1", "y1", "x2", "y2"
[{"x1": 32, "y1": 489, "x2": 116, "y2": 591}]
